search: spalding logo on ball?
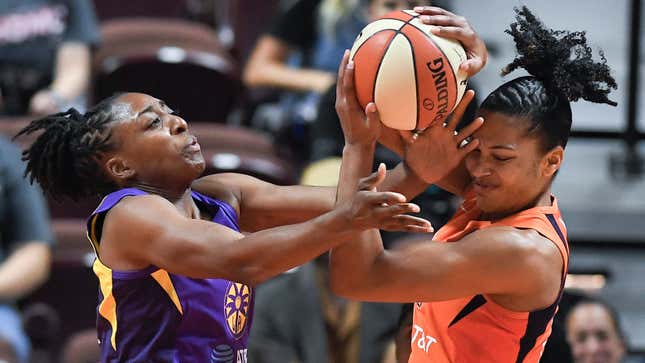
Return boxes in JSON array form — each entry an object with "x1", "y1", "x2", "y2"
[{"x1": 350, "y1": 10, "x2": 468, "y2": 131}]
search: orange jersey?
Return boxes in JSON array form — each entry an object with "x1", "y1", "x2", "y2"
[{"x1": 409, "y1": 192, "x2": 569, "y2": 363}]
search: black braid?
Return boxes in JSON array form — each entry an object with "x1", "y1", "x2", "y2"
[
  {"x1": 480, "y1": 6, "x2": 618, "y2": 152},
  {"x1": 14, "y1": 95, "x2": 122, "y2": 200}
]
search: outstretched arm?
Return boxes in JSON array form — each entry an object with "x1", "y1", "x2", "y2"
[{"x1": 99, "y1": 184, "x2": 423, "y2": 286}]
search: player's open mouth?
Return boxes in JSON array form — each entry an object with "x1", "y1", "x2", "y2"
[{"x1": 184, "y1": 136, "x2": 201, "y2": 153}]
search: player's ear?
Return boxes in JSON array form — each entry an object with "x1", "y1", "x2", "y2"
[
  {"x1": 105, "y1": 156, "x2": 136, "y2": 183},
  {"x1": 542, "y1": 146, "x2": 563, "y2": 177}
]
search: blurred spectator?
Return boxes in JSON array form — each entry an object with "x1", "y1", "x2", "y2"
[
  {"x1": 540, "y1": 290, "x2": 580, "y2": 363},
  {"x1": 243, "y1": 0, "x2": 430, "y2": 159},
  {"x1": 380, "y1": 303, "x2": 414, "y2": 363},
  {"x1": 566, "y1": 298, "x2": 627, "y2": 363},
  {"x1": 244, "y1": 0, "x2": 432, "y2": 95},
  {"x1": 60, "y1": 329, "x2": 100, "y2": 363},
  {"x1": 248, "y1": 257, "x2": 403, "y2": 363},
  {"x1": 0, "y1": 136, "x2": 54, "y2": 363},
  {"x1": 0, "y1": 0, "x2": 100, "y2": 116}
]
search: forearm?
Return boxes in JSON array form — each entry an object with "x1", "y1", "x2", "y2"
[
  {"x1": 336, "y1": 143, "x2": 375, "y2": 202},
  {"x1": 330, "y1": 143, "x2": 385, "y2": 294},
  {"x1": 240, "y1": 185, "x2": 337, "y2": 231},
  {"x1": 379, "y1": 162, "x2": 430, "y2": 201},
  {"x1": 249, "y1": 163, "x2": 428, "y2": 230},
  {"x1": 0, "y1": 243, "x2": 51, "y2": 300},
  {"x1": 50, "y1": 43, "x2": 91, "y2": 99},
  {"x1": 243, "y1": 36, "x2": 334, "y2": 93},
  {"x1": 245, "y1": 62, "x2": 334, "y2": 93},
  {"x1": 172, "y1": 209, "x2": 352, "y2": 285}
]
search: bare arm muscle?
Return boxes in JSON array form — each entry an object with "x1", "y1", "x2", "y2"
[
  {"x1": 333, "y1": 227, "x2": 563, "y2": 310},
  {"x1": 99, "y1": 194, "x2": 349, "y2": 286}
]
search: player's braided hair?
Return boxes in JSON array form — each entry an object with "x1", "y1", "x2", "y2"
[
  {"x1": 14, "y1": 94, "x2": 123, "y2": 200},
  {"x1": 480, "y1": 6, "x2": 617, "y2": 151}
]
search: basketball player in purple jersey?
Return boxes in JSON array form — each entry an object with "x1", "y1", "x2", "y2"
[{"x1": 15, "y1": 92, "x2": 432, "y2": 362}]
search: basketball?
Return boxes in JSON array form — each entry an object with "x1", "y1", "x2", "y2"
[{"x1": 350, "y1": 10, "x2": 468, "y2": 131}]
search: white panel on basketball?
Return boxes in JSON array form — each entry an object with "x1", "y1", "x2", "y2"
[
  {"x1": 374, "y1": 33, "x2": 417, "y2": 130},
  {"x1": 349, "y1": 19, "x2": 406, "y2": 59},
  {"x1": 402, "y1": 10, "x2": 418, "y2": 17},
  {"x1": 408, "y1": 18, "x2": 469, "y2": 108}
]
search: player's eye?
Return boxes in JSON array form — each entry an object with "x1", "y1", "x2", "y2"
[{"x1": 148, "y1": 117, "x2": 162, "y2": 129}]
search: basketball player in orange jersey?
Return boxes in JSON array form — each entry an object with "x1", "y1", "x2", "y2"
[{"x1": 330, "y1": 6, "x2": 618, "y2": 362}]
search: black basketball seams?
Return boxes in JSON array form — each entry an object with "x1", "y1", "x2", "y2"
[{"x1": 404, "y1": 20, "x2": 460, "y2": 107}]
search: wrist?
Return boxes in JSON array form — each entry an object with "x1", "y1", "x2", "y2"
[
  {"x1": 319, "y1": 205, "x2": 352, "y2": 235},
  {"x1": 343, "y1": 141, "x2": 376, "y2": 153},
  {"x1": 402, "y1": 160, "x2": 433, "y2": 185}
]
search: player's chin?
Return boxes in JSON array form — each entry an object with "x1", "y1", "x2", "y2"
[
  {"x1": 184, "y1": 153, "x2": 206, "y2": 174},
  {"x1": 475, "y1": 196, "x2": 499, "y2": 214}
]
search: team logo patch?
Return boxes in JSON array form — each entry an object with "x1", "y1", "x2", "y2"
[{"x1": 224, "y1": 283, "x2": 251, "y2": 338}]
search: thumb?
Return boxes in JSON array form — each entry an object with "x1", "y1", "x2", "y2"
[
  {"x1": 359, "y1": 163, "x2": 387, "y2": 191},
  {"x1": 365, "y1": 102, "x2": 380, "y2": 126},
  {"x1": 371, "y1": 163, "x2": 387, "y2": 191},
  {"x1": 460, "y1": 58, "x2": 484, "y2": 77}
]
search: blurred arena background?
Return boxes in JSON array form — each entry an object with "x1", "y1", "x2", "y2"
[{"x1": 0, "y1": 0, "x2": 642, "y2": 362}]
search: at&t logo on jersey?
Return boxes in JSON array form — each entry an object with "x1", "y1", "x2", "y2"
[
  {"x1": 411, "y1": 324, "x2": 438, "y2": 353},
  {"x1": 210, "y1": 345, "x2": 247, "y2": 363}
]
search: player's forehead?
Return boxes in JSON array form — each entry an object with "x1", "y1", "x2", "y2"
[
  {"x1": 109, "y1": 93, "x2": 167, "y2": 125},
  {"x1": 116, "y1": 93, "x2": 164, "y2": 113},
  {"x1": 472, "y1": 111, "x2": 528, "y2": 149}
]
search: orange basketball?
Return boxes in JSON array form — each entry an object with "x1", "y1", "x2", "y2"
[{"x1": 350, "y1": 10, "x2": 468, "y2": 130}]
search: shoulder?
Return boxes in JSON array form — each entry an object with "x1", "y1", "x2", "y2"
[
  {"x1": 460, "y1": 227, "x2": 563, "y2": 289},
  {"x1": 469, "y1": 226, "x2": 561, "y2": 264},
  {"x1": 192, "y1": 174, "x2": 240, "y2": 213},
  {"x1": 470, "y1": 227, "x2": 563, "y2": 295},
  {"x1": 104, "y1": 193, "x2": 178, "y2": 227},
  {"x1": 462, "y1": 227, "x2": 563, "y2": 308}
]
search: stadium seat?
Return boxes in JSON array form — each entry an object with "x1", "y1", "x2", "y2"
[
  {"x1": 189, "y1": 123, "x2": 274, "y2": 154},
  {"x1": 202, "y1": 148, "x2": 297, "y2": 186},
  {"x1": 94, "y1": 18, "x2": 240, "y2": 122}
]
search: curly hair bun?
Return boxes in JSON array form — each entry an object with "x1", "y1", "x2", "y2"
[{"x1": 502, "y1": 6, "x2": 617, "y2": 106}]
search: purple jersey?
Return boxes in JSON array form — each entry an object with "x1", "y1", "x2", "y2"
[{"x1": 86, "y1": 188, "x2": 253, "y2": 363}]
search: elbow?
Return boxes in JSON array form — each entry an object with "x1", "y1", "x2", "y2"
[
  {"x1": 329, "y1": 267, "x2": 362, "y2": 299},
  {"x1": 329, "y1": 277, "x2": 349, "y2": 298},
  {"x1": 226, "y1": 261, "x2": 277, "y2": 288},
  {"x1": 233, "y1": 268, "x2": 269, "y2": 288}
]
